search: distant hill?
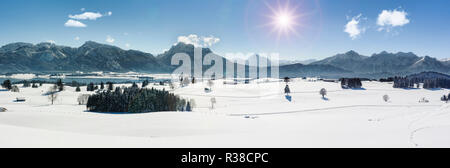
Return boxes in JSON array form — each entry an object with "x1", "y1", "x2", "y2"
[
  {"x1": 310, "y1": 51, "x2": 450, "y2": 75},
  {"x1": 0, "y1": 41, "x2": 169, "y2": 73},
  {"x1": 406, "y1": 71, "x2": 450, "y2": 80},
  {"x1": 0, "y1": 41, "x2": 449, "y2": 78},
  {"x1": 279, "y1": 63, "x2": 351, "y2": 78}
]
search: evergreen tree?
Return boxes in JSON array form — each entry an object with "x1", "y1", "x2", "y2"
[
  {"x1": 100, "y1": 82, "x2": 105, "y2": 90},
  {"x1": 75, "y1": 85, "x2": 81, "y2": 92},
  {"x1": 186, "y1": 101, "x2": 192, "y2": 112},
  {"x1": 284, "y1": 85, "x2": 291, "y2": 95},
  {"x1": 87, "y1": 82, "x2": 95, "y2": 91},
  {"x1": 107, "y1": 82, "x2": 114, "y2": 91},
  {"x1": 284, "y1": 77, "x2": 290, "y2": 84},
  {"x1": 2, "y1": 79, "x2": 12, "y2": 90},
  {"x1": 142, "y1": 80, "x2": 149, "y2": 88},
  {"x1": 71, "y1": 81, "x2": 78, "y2": 87},
  {"x1": 23, "y1": 80, "x2": 31, "y2": 87},
  {"x1": 56, "y1": 79, "x2": 64, "y2": 91},
  {"x1": 132, "y1": 82, "x2": 138, "y2": 88}
]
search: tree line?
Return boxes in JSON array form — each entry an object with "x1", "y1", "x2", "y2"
[
  {"x1": 393, "y1": 77, "x2": 450, "y2": 89},
  {"x1": 340, "y1": 78, "x2": 362, "y2": 89},
  {"x1": 86, "y1": 86, "x2": 191, "y2": 113}
]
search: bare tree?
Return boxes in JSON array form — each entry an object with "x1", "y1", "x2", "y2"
[
  {"x1": 182, "y1": 77, "x2": 190, "y2": 87},
  {"x1": 383, "y1": 94, "x2": 390, "y2": 102},
  {"x1": 77, "y1": 94, "x2": 90, "y2": 105},
  {"x1": 189, "y1": 98, "x2": 196, "y2": 109},
  {"x1": 320, "y1": 88, "x2": 327, "y2": 98},
  {"x1": 210, "y1": 97, "x2": 216, "y2": 109},
  {"x1": 207, "y1": 79, "x2": 214, "y2": 90},
  {"x1": 48, "y1": 85, "x2": 58, "y2": 105},
  {"x1": 169, "y1": 82, "x2": 175, "y2": 90},
  {"x1": 11, "y1": 85, "x2": 20, "y2": 92}
]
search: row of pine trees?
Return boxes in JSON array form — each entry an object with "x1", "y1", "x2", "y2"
[
  {"x1": 340, "y1": 78, "x2": 362, "y2": 89},
  {"x1": 86, "y1": 86, "x2": 191, "y2": 113},
  {"x1": 393, "y1": 77, "x2": 450, "y2": 88}
]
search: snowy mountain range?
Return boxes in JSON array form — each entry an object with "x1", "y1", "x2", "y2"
[
  {"x1": 310, "y1": 50, "x2": 450, "y2": 75},
  {"x1": 0, "y1": 41, "x2": 449, "y2": 78}
]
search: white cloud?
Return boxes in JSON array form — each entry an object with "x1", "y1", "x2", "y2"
[
  {"x1": 377, "y1": 9, "x2": 410, "y2": 32},
  {"x1": 107, "y1": 11, "x2": 112, "y2": 16},
  {"x1": 125, "y1": 43, "x2": 130, "y2": 48},
  {"x1": 74, "y1": 36, "x2": 80, "y2": 41},
  {"x1": 203, "y1": 36, "x2": 221, "y2": 47},
  {"x1": 177, "y1": 34, "x2": 220, "y2": 47},
  {"x1": 344, "y1": 14, "x2": 363, "y2": 40},
  {"x1": 69, "y1": 12, "x2": 104, "y2": 20},
  {"x1": 47, "y1": 40, "x2": 56, "y2": 44},
  {"x1": 106, "y1": 35, "x2": 115, "y2": 43},
  {"x1": 344, "y1": 14, "x2": 364, "y2": 40},
  {"x1": 64, "y1": 19, "x2": 87, "y2": 27}
]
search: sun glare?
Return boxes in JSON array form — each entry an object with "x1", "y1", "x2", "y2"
[
  {"x1": 264, "y1": 0, "x2": 302, "y2": 41},
  {"x1": 276, "y1": 13, "x2": 292, "y2": 28}
]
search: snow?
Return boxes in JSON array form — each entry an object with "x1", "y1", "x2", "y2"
[
  {"x1": 7, "y1": 73, "x2": 36, "y2": 80},
  {"x1": 0, "y1": 79, "x2": 449, "y2": 147}
]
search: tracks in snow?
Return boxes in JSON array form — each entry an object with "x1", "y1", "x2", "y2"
[{"x1": 227, "y1": 104, "x2": 440, "y2": 116}]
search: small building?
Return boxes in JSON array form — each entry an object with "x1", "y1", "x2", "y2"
[
  {"x1": 323, "y1": 79, "x2": 338, "y2": 83},
  {"x1": 15, "y1": 97, "x2": 26, "y2": 102},
  {"x1": 306, "y1": 77, "x2": 318, "y2": 82},
  {"x1": 139, "y1": 76, "x2": 154, "y2": 81}
]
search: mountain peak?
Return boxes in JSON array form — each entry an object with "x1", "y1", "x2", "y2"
[
  {"x1": 80, "y1": 41, "x2": 117, "y2": 50},
  {"x1": 345, "y1": 50, "x2": 359, "y2": 55},
  {"x1": 82, "y1": 41, "x2": 102, "y2": 46}
]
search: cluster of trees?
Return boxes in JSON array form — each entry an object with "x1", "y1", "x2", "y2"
[
  {"x1": 340, "y1": 78, "x2": 362, "y2": 89},
  {"x1": 379, "y1": 77, "x2": 395, "y2": 82},
  {"x1": 77, "y1": 81, "x2": 120, "y2": 92},
  {"x1": 32, "y1": 83, "x2": 39, "y2": 88},
  {"x1": 2, "y1": 80, "x2": 12, "y2": 90},
  {"x1": 393, "y1": 77, "x2": 450, "y2": 89},
  {"x1": 1, "y1": 80, "x2": 20, "y2": 92},
  {"x1": 86, "y1": 87, "x2": 192, "y2": 113},
  {"x1": 392, "y1": 77, "x2": 416, "y2": 88},
  {"x1": 442, "y1": 93, "x2": 450, "y2": 102},
  {"x1": 422, "y1": 79, "x2": 450, "y2": 89},
  {"x1": 17, "y1": 80, "x2": 41, "y2": 88},
  {"x1": 86, "y1": 82, "x2": 96, "y2": 91}
]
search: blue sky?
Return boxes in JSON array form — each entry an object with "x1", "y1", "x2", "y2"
[{"x1": 0, "y1": 0, "x2": 449, "y2": 60}]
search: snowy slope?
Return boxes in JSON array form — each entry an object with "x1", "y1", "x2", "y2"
[{"x1": 0, "y1": 80, "x2": 449, "y2": 147}]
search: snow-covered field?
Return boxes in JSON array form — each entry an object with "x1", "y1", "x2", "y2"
[{"x1": 0, "y1": 79, "x2": 449, "y2": 147}]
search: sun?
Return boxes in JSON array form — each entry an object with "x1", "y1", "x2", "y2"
[
  {"x1": 264, "y1": 0, "x2": 301, "y2": 40},
  {"x1": 276, "y1": 12, "x2": 293, "y2": 28}
]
